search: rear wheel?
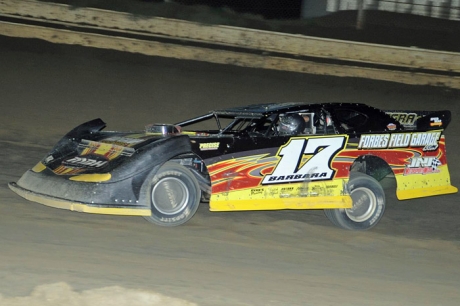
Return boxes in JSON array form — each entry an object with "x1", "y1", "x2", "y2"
[
  {"x1": 324, "y1": 172, "x2": 385, "y2": 230},
  {"x1": 141, "y1": 162, "x2": 201, "y2": 226}
]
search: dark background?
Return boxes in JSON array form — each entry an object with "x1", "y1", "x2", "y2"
[{"x1": 41, "y1": 0, "x2": 460, "y2": 52}]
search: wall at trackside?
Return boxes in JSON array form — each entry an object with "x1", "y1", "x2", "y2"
[{"x1": 0, "y1": 0, "x2": 459, "y2": 89}]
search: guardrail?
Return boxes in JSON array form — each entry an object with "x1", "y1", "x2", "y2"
[{"x1": 1, "y1": 0, "x2": 459, "y2": 89}]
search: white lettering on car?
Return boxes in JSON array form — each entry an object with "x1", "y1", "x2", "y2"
[
  {"x1": 64, "y1": 156, "x2": 108, "y2": 168},
  {"x1": 262, "y1": 136, "x2": 347, "y2": 184},
  {"x1": 358, "y1": 131, "x2": 441, "y2": 150}
]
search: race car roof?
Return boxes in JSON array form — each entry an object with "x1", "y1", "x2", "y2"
[
  {"x1": 213, "y1": 102, "x2": 310, "y2": 117},
  {"x1": 176, "y1": 102, "x2": 369, "y2": 126}
]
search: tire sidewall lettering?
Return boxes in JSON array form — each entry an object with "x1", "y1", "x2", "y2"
[
  {"x1": 343, "y1": 176, "x2": 385, "y2": 229},
  {"x1": 141, "y1": 162, "x2": 201, "y2": 226},
  {"x1": 325, "y1": 173, "x2": 386, "y2": 230}
]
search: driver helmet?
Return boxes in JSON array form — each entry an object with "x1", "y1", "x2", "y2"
[{"x1": 277, "y1": 113, "x2": 305, "y2": 135}]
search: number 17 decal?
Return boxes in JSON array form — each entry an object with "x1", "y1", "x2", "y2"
[{"x1": 262, "y1": 136, "x2": 347, "y2": 184}]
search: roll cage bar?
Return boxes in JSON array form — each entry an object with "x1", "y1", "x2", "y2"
[{"x1": 175, "y1": 111, "x2": 265, "y2": 135}]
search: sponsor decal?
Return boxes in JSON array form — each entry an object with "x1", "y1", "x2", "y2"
[
  {"x1": 358, "y1": 131, "x2": 441, "y2": 150},
  {"x1": 101, "y1": 136, "x2": 145, "y2": 147},
  {"x1": 262, "y1": 136, "x2": 347, "y2": 184},
  {"x1": 44, "y1": 155, "x2": 54, "y2": 163},
  {"x1": 309, "y1": 185, "x2": 325, "y2": 196},
  {"x1": 430, "y1": 117, "x2": 442, "y2": 127},
  {"x1": 404, "y1": 157, "x2": 442, "y2": 175},
  {"x1": 423, "y1": 144, "x2": 438, "y2": 151},
  {"x1": 296, "y1": 186, "x2": 309, "y2": 194},
  {"x1": 63, "y1": 155, "x2": 108, "y2": 168},
  {"x1": 250, "y1": 188, "x2": 264, "y2": 195},
  {"x1": 79, "y1": 140, "x2": 135, "y2": 158},
  {"x1": 280, "y1": 186, "x2": 295, "y2": 197},
  {"x1": 410, "y1": 132, "x2": 441, "y2": 148},
  {"x1": 199, "y1": 142, "x2": 220, "y2": 151},
  {"x1": 358, "y1": 134, "x2": 390, "y2": 149},
  {"x1": 387, "y1": 123, "x2": 397, "y2": 130},
  {"x1": 387, "y1": 112, "x2": 418, "y2": 127}
]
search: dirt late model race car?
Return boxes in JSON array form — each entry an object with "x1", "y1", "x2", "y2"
[{"x1": 9, "y1": 102, "x2": 458, "y2": 230}]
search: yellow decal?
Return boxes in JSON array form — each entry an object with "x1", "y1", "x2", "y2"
[
  {"x1": 69, "y1": 173, "x2": 112, "y2": 182},
  {"x1": 199, "y1": 142, "x2": 220, "y2": 151},
  {"x1": 32, "y1": 162, "x2": 46, "y2": 173},
  {"x1": 210, "y1": 178, "x2": 352, "y2": 211}
]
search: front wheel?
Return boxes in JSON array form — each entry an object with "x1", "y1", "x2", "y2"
[
  {"x1": 324, "y1": 172, "x2": 385, "y2": 230},
  {"x1": 141, "y1": 162, "x2": 201, "y2": 226}
]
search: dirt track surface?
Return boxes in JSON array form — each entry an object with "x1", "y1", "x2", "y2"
[{"x1": 1, "y1": 36, "x2": 460, "y2": 305}]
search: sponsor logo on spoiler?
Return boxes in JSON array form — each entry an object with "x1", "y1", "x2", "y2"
[
  {"x1": 386, "y1": 112, "x2": 419, "y2": 127},
  {"x1": 430, "y1": 117, "x2": 442, "y2": 127}
]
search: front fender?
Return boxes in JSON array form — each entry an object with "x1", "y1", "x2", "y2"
[
  {"x1": 110, "y1": 135, "x2": 193, "y2": 182},
  {"x1": 12, "y1": 135, "x2": 195, "y2": 208}
]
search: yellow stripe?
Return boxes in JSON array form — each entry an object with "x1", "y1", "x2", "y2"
[
  {"x1": 210, "y1": 195, "x2": 352, "y2": 211},
  {"x1": 32, "y1": 162, "x2": 46, "y2": 173},
  {"x1": 397, "y1": 185, "x2": 458, "y2": 200},
  {"x1": 69, "y1": 173, "x2": 112, "y2": 182},
  {"x1": 93, "y1": 142, "x2": 117, "y2": 155}
]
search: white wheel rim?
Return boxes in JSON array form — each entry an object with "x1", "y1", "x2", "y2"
[
  {"x1": 151, "y1": 177, "x2": 189, "y2": 215},
  {"x1": 345, "y1": 187, "x2": 377, "y2": 222}
]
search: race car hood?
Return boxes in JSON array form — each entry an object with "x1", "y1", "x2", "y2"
[{"x1": 32, "y1": 118, "x2": 192, "y2": 182}]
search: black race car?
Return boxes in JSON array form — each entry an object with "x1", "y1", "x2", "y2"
[{"x1": 9, "y1": 102, "x2": 457, "y2": 230}]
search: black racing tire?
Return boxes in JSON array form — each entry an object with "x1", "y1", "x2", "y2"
[
  {"x1": 324, "y1": 172, "x2": 385, "y2": 230},
  {"x1": 141, "y1": 162, "x2": 201, "y2": 226}
]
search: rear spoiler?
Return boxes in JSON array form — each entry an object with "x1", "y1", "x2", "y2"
[{"x1": 385, "y1": 110, "x2": 451, "y2": 130}]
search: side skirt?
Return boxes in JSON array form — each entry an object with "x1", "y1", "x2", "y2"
[{"x1": 209, "y1": 195, "x2": 352, "y2": 211}]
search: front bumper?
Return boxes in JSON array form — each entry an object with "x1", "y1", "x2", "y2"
[{"x1": 8, "y1": 168, "x2": 152, "y2": 216}]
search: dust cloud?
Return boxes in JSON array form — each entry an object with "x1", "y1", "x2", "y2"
[{"x1": 0, "y1": 282, "x2": 197, "y2": 306}]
